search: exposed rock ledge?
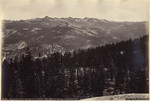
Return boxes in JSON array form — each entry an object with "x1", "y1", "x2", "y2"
[{"x1": 80, "y1": 94, "x2": 149, "y2": 100}]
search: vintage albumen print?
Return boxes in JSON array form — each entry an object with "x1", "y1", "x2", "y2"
[{"x1": 0, "y1": 0, "x2": 149, "y2": 100}]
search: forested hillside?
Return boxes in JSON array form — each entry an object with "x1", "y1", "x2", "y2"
[{"x1": 2, "y1": 35, "x2": 148, "y2": 99}]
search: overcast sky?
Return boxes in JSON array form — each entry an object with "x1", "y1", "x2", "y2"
[{"x1": 1, "y1": 0, "x2": 149, "y2": 21}]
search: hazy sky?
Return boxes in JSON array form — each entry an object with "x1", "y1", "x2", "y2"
[{"x1": 1, "y1": 0, "x2": 149, "y2": 21}]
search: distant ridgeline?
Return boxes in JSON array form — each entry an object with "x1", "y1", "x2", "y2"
[
  {"x1": 3, "y1": 17, "x2": 147, "y2": 59},
  {"x1": 2, "y1": 35, "x2": 148, "y2": 99}
]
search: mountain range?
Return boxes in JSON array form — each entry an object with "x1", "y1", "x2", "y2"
[{"x1": 2, "y1": 16, "x2": 148, "y2": 59}]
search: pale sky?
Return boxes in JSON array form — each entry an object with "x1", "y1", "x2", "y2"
[{"x1": 0, "y1": 0, "x2": 149, "y2": 21}]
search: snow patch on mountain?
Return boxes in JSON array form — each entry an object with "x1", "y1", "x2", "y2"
[
  {"x1": 107, "y1": 29, "x2": 111, "y2": 34},
  {"x1": 86, "y1": 28, "x2": 99, "y2": 36},
  {"x1": 31, "y1": 28, "x2": 41, "y2": 32},
  {"x1": 4, "y1": 29, "x2": 12, "y2": 35},
  {"x1": 112, "y1": 36, "x2": 119, "y2": 40},
  {"x1": 41, "y1": 44, "x2": 52, "y2": 50},
  {"x1": 87, "y1": 40, "x2": 90, "y2": 42},
  {"x1": 53, "y1": 45, "x2": 65, "y2": 53},
  {"x1": 18, "y1": 41, "x2": 27, "y2": 49},
  {"x1": 82, "y1": 30, "x2": 97, "y2": 37},
  {"x1": 74, "y1": 18, "x2": 83, "y2": 22},
  {"x1": 12, "y1": 29, "x2": 17, "y2": 34},
  {"x1": 74, "y1": 28, "x2": 98, "y2": 37},
  {"x1": 4, "y1": 41, "x2": 27, "y2": 51},
  {"x1": 37, "y1": 35, "x2": 44, "y2": 40},
  {"x1": 23, "y1": 28, "x2": 29, "y2": 30},
  {"x1": 4, "y1": 29, "x2": 17, "y2": 37},
  {"x1": 57, "y1": 23, "x2": 68, "y2": 27},
  {"x1": 64, "y1": 35, "x2": 75, "y2": 39},
  {"x1": 82, "y1": 44, "x2": 91, "y2": 49},
  {"x1": 59, "y1": 18, "x2": 67, "y2": 22}
]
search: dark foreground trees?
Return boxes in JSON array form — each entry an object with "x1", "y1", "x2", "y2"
[{"x1": 2, "y1": 35, "x2": 148, "y2": 99}]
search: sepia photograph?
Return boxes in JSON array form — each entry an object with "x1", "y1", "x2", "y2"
[{"x1": 0, "y1": 0, "x2": 149, "y2": 100}]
